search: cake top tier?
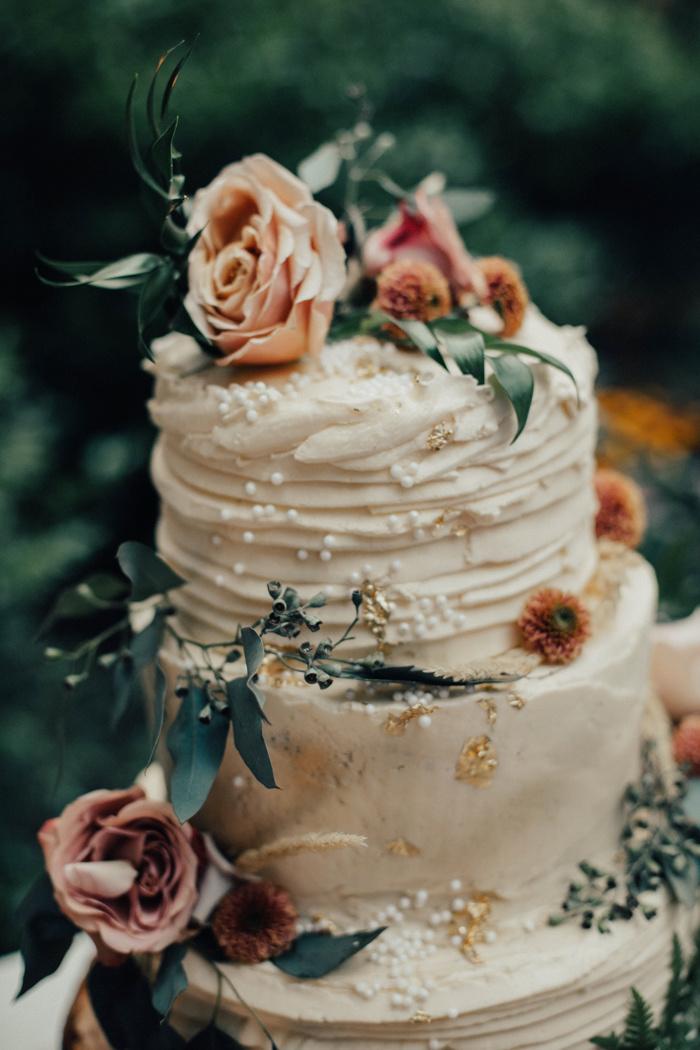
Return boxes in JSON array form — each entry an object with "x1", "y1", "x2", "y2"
[{"x1": 149, "y1": 304, "x2": 598, "y2": 665}]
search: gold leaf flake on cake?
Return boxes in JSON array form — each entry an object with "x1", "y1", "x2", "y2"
[
  {"x1": 409, "y1": 1011, "x2": 433, "y2": 1024},
  {"x1": 455, "y1": 736, "x2": 498, "y2": 787},
  {"x1": 426, "y1": 419, "x2": 455, "y2": 451},
  {"x1": 361, "y1": 580, "x2": 393, "y2": 650},
  {"x1": 449, "y1": 892, "x2": 495, "y2": 963},
  {"x1": 384, "y1": 704, "x2": 438, "y2": 735},
  {"x1": 385, "y1": 837, "x2": 422, "y2": 857},
  {"x1": 478, "y1": 697, "x2": 498, "y2": 727}
]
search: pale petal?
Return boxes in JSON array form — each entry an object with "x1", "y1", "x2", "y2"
[{"x1": 64, "y1": 860, "x2": 137, "y2": 898}]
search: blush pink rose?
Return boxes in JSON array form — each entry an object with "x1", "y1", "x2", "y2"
[
  {"x1": 363, "y1": 187, "x2": 486, "y2": 300},
  {"x1": 185, "y1": 154, "x2": 346, "y2": 367},
  {"x1": 38, "y1": 787, "x2": 199, "y2": 964}
]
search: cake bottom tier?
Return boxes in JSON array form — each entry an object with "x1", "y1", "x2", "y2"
[{"x1": 170, "y1": 900, "x2": 694, "y2": 1050}]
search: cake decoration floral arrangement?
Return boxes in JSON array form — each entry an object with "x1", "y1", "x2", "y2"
[{"x1": 19, "y1": 40, "x2": 700, "y2": 1050}]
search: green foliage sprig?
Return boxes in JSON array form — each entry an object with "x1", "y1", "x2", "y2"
[
  {"x1": 37, "y1": 41, "x2": 210, "y2": 359},
  {"x1": 330, "y1": 309, "x2": 579, "y2": 441},
  {"x1": 44, "y1": 542, "x2": 521, "y2": 822},
  {"x1": 550, "y1": 743, "x2": 700, "y2": 935},
  {"x1": 591, "y1": 932, "x2": 700, "y2": 1049}
]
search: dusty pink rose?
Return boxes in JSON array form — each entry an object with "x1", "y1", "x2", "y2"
[
  {"x1": 185, "y1": 154, "x2": 346, "y2": 366},
  {"x1": 363, "y1": 187, "x2": 486, "y2": 299},
  {"x1": 38, "y1": 787, "x2": 199, "y2": 964}
]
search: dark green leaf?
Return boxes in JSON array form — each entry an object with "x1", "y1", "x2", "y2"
[
  {"x1": 297, "y1": 141, "x2": 342, "y2": 193},
  {"x1": 138, "y1": 259, "x2": 176, "y2": 356},
  {"x1": 111, "y1": 654, "x2": 135, "y2": 729},
  {"x1": 152, "y1": 942, "x2": 188, "y2": 1017},
  {"x1": 160, "y1": 38, "x2": 197, "y2": 121},
  {"x1": 167, "y1": 685, "x2": 230, "y2": 821},
  {"x1": 226, "y1": 676, "x2": 277, "y2": 789},
  {"x1": 150, "y1": 118, "x2": 179, "y2": 189},
  {"x1": 329, "y1": 661, "x2": 520, "y2": 689},
  {"x1": 241, "y1": 626, "x2": 265, "y2": 677},
  {"x1": 438, "y1": 328, "x2": 485, "y2": 384},
  {"x1": 441, "y1": 188, "x2": 494, "y2": 224},
  {"x1": 88, "y1": 959, "x2": 186, "y2": 1050},
  {"x1": 117, "y1": 541, "x2": 185, "y2": 601},
  {"x1": 37, "y1": 251, "x2": 163, "y2": 290},
  {"x1": 146, "y1": 661, "x2": 167, "y2": 767},
  {"x1": 131, "y1": 608, "x2": 166, "y2": 671},
  {"x1": 272, "y1": 928, "x2": 385, "y2": 979},
  {"x1": 43, "y1": 572, "x2": 128, "y2": 628},
  {"x1": 126, "y1": 75, "x2": 171, "y2": 203},
  {"x1": 373, "y1": 314, "x2": 449, "y2": 369},
  {"x1": 621, "y1": 988, "x2": 656, "y2": 1050},
  {"x1": 661, "y1": 934, "x2": 684, "y2": 1034},
  {"x1": 16, "y1": 873, "x2": 77, "y2": 997},
  {"x1": 186, "y1": 1026, "x2": 246, "y2": 1049},
  {"x1": 488, "y1": 353, "x2": 534, "y2": 442},
  {"x1": 328, "y1": 311, "x2": 367, "y2": 342},
  {"x1": 486, "y1": 339, "x2": 579, "y2": 403}
]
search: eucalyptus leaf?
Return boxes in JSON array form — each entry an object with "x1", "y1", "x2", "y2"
[
  {"x1": 88, "y1": 959, "x2": 186, "y2": 1050},
  {"x1": 117, "y1": 541, "x2": 185, "y2": 601},
  {"x1": 152, "y1": 942, "x2": 188, "y2": 1017},
  {"x1": 297, "y1": 141, "x2": 342, "y2": 193},
  {"x1": 486, "y1": 339, "x2": 579, "y2": 402},
  {"x1": 227, "y1": 676, "x2": 277, "y2": 789},
  {"x1": 111, "y1": 654, "x2": 135, "y2": 729},
  {"x1": 438, "y1": 328, "x2": 485, "y2": 384},
  {"x1": 441, "y1": 188, "x2": 494, "y2": 224},
  {"x1": 146, "y1": 661, "x2": 167, "y2": 767},
  {"x1": 16, "y1": 873, "x2": 77, "y2": 997},
  {"x1": 167, "y1": 685, "x2": 230, "y2": 821},
  {"x1": 272, "y1": 928, "x2": 385, "y2": 979},
  {"x1": 241, "y1": 625, "x2": 265, "y2": 676},
  {"x1": 131, "y1": 607, "x2": 167, "y2": 672},
  {"x1": 488, "y1": 352, "x2": 535, "y2": 441},
  {"x1": 43, "y1": 572, "x2": 128, "y2": 627}
]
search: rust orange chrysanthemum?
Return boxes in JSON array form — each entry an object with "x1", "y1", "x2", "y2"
[
  {"x1": 477, "y1": 256, "x2": 529, "y2": 337},
  {"x1": 375, "y1": 258, "x2": 452, "y2": 323},
  {"x1": 598, "y1": 388, "x2": 700, "y2": 463},
  {"x1": 594, "y1": 468, "x2": 646, "y2": 549},
  {"x1": 517, "y1": 588, "x2": 591, "y2": 665},
  {"x1": 211, "y1": 880, "x2": 298, "y2": 964},
  {"x1": 672, "y1": 716, "x2": 700, "y2": 777}
]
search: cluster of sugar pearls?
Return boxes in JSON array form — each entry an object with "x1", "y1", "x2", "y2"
[{"x1": 210, "y1": 379, "x2": 281, "y2": 423}]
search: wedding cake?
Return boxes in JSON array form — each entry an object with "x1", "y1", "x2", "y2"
[{"x1": 21, "y1": 48, "x2": 698, "y2": 1050}]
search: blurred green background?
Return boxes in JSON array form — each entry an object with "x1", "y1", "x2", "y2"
[{"x1": 1, "y1": 0, "x2": 699, "y2": 954}]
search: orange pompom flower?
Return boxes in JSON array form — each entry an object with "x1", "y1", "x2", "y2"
[
  {"x1": 594, "y1": 468, "x2": 646, "y2": 548},
  {"x1": 672, "y1": 716, "x2": 700, "y2": 777},
  {"x1": 375, "y1": 258, "x2": 452, "y2": 322},
  {"x1": 211, "y1": 881, "x2": 298, "y2": 963},
  {"x1": 518, "y1": 588, "x2": 591, "y2": 665},
  {"x1": 477, "y1": 256, "x2": 529, "y2": 337}
]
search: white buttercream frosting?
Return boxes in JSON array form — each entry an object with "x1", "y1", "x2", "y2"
[{"x1": 148, "y1": 305, "x2": 598, "y2": 663}]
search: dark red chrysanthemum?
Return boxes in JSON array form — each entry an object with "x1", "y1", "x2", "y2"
[
  {"x1": 594, "y1": 468, "x2": 646, "y2": 548},
  {"x1": 517, "y1": 588, "x2": 591, "y2": 665},
  {"x1": 477, "y1": 256, "x2": 528, "y2": 337},
  {"x1": 211, "y1": 881, "x2": 298, "y2": 964},
  {"x1": 673, "y1": 716, "x2": 700, "y2": 777},
  {"x1": 375, "y1": 258, "x2": 452, "y2": 322}
]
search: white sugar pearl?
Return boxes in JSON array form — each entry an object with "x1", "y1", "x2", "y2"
[
  {"x1": 244, "y1": 481, "x2": 257, "y2": 496},
  {"x1": 390, "y1": 993, "x2": 403, "y2": 1008},
  {"x1": 398, "y1": 622, "x2": 411, "y2": 637},
  {"x1": 258, "y1": 393, "x2": 270, "y2": 407},
  {"x1": 429, "y1": 1040, "x2": 441, "y2": 1050},
  {"x1": 243, "y1": 531, "x2": 255, "y2": 543},
  {"x1": 220, "y1": 507, "x2": 234, "y2": 521},
  {"x1": 245, "y1": 409, "x2": 259, "y2": 423},
  {"x1": 441, "y1": 910, "x2": 452, "y2": 923},
  {"x1": 265, "y1": 504, "x2": 276, "y2": 516},
  {"x1": 415, "y1": 889, "x2": 428, "y2": 907},
  {"x1": 413, "y1": 527, "x2": 426, "y2": 540},
  {"x1": 390, "y1": 559, "x2": 402, "y2": 573},
  {"x1": 400, "y1": 476, "x2": 414, "y2": 488},
  {"x1": 388, "y1": 514, "x2": 400, "y2": 531},
  {"x1": 323, "y1": 534, "x2": 336, "y2": 548},
  {"x1": 452, "y1": 898, "x2": 465, "y2": 911},
  {"x1": 399, "y1": 897, "x2": 411, "y2": 910},
  {"x1": 252, "y1": 504, "x2": 265, "y2": 518},
  {"x1": 408, "y1": 510, "x2": 420, "y2": 524},
  {"x1": 211, "y1": 534, "x2": 222, "y2": 546},
  {"x1": 215, "y1": 574, "x2": 225, "y2": 587},
  {"x1": 297, "y1": 549, "x2": 309, "y2": 561},
  {"x1": 523, "y1": 917, "x2": 536, "y2": 933},
  {"x1": 365, "y1": 703, "x2": 375, "y2": 714},
  {"x1": 453, "y1": 612, "x2": 467, "y2": 628},
  {"x1": 217, "y1": 401, "x2": 229, "y2": 415},
  {"x1": 429, "y1": 912, "x2": 442, "y2": 926},
  {"x1": 419, "y1": 597, "x2": 433, "y2": 610},
  {"x1": 408, "y1": 461, "x2": 419, "y2": 474},
  {"x1": 450, "y1": 934, "x2": 462, "y2": 947},
  {"x1": 450, "y1": 879, "x2": 462, "y2": 892},
  {"x1": 484, "y1": 929, "x2": 497, "y2": 943},
  {"x1": 320, "y1": 549, "x2": 332, "y2": 562},
  {"x1": 390, "y1": 464, "x2": 404, "y2": 480},
  {"x1": 270, "y1": 471, "x2": 284, "y2": 486},
  {"x1": 350, "y1": 570, "x2": 362, "y2": 584},
  {"x1": 232, "y1": 775, "x2": 246, "y2": 789},
  {"x1": 286, "y1": 508, "x2": 299, "y2": 522},
  {"x1": 362, "y1": 563, "x2": 373, "y2": 575},
  {"x1": 234, "y1": 562, "x2": 245, "y2": 575},
  {"x1": 447, "y1": 1007, "x2": 459, "y2": 1020}
]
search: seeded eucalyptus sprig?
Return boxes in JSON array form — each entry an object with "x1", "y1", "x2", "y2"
[
  {"x1": 43, "y1": 543, "x2": 522, "y2": 822},
  {"x1": 36, "y1": 40, "x2": 211, "y2": 359},
  {"x1": 329, "y1": 309, "x2": 579, "y2": 442},
  {"x1": 550, "y1": 743, "x2": 700, "y2": 934}
]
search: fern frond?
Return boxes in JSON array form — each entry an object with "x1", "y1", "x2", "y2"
[{"x1": 622, "y1": 988, "x2": 658, "y2": 1050}]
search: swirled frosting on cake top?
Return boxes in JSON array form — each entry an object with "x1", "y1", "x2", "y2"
[{"x1": 148, "y1": 305, "x2": 598, "y2": 664}]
